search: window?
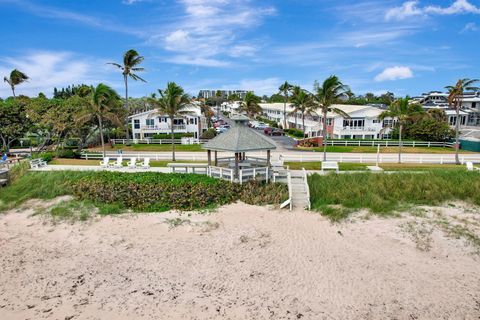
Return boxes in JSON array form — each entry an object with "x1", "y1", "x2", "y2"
[
  {"x1": 146, "y1": 119, "x2": 154, "y2": 126},
  {"x1": 449, "y1": 116, "x2": 456, "y2": 126},
  {"x1": 134, "y1": 119, "x2": 140, "y2": 129},
  {"x1": 342, "y1": 119, "x2": 365, "y2": 128},
  {"x1": 326, "y1": 118, "x2": 332, "y2": 126},
  {"x1": 373, "y1": 119, "x2": 380, "y2": 124},
  {"x1": 383, "y1": 119, "x2": 393, "y2": 127}
]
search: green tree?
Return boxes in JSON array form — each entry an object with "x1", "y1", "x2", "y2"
[
  {"x1": 109, "y1": 49, "x2": 146, "y2": 143},
  {"x1": 446, "y1": 78, "x2": 479, "y2": 164},
  {"x1": 279, "y1": 81, "x2": 293, "y2": 129},
  {"x1": 240, "y1": 92, "x2": 262, "y2": 118},
  {"x1": 379, "y1": 98, "x2": 424, "y2": 163},
  {"x1": 402, "y1": 109, "x2": 453, "y2": 142},
  {"x1": 148, "y1": 82, "x2": 191, "y2": 161},
  {"x1": 290, "y1": 86, "x2": 314, "y2": 134},
  {"x1": 313, "y1": 76, "x2": 350, "y2": 161},
  {"x1": 76, "y1": 84, "x2": 123, "y2": 157},
  {"x1": 0, "y1": 98, "x2": 31, "y2": 152},
  {"x1": 3, "y1": 69, "x2": 29, "y2": 98},
  {"x1": 227, "y1": 93, "x2": 241, "y2": 101}
]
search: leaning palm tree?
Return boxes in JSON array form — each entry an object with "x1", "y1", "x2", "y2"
[
  {"x1": 3, "y1": 69, "x2": 29, "y2": 98},
  {"x1": 240, "y1": 92, "x2": 262, "y2": 118},
  {"x1": 76, "y1": 84, "x2": 123, "y2": 157},
  {"x1": 290, "y1": 86, "x2": 314, "y2": 134},
  {"x1": 279, "y1": 81, "x2": 293, "y2": 129},
  {"x1": 379, "y1": 98, "x2": 423, "y2": 164},
  {"x1": 148, "y1": 82, "x2": 191, "y2": 161},
  {"x1": 313, "y1": 76, "x2": 350, "y2": 161},
  {"x1": 108, "y1": 49, "x2": 146, "y2": 143},
  {"x1": 446, "y1": 78, "x2": 479, "y2": 164}
]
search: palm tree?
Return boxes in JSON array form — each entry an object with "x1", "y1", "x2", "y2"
[
  {"x1": 148, "y1": 82, "x2": 191, "y2": 161},
  {"x1": 446, "y1": 78, "x2": 479, "y2": 164},
  {"x1": 290, "y1": 86, "x2": 314, "y2": 135},
  {"x1": 200, "y1": 100, "x2": 214, "y2": 127},
  {"x1": 313, "y1": 76, "x2": 350, "y2": 161},
  {"x1": 240, "y1": 92, "x2": 262, "y2": 118},
  {"x1": 76, "y1": 84, "x2": 122, "y2": 157},
  {"x1": 108, "y1": 49, "x2": 146, "y2": 143},
  {"x1": 279, "y1": 81, "x2": 293, "y2": 129},
  {"x1": 379, "y1": 98, "x2": 423, "y2": 163},
  {"x1": 3, "y1": 69, "x2": 29, "y2": 98}
]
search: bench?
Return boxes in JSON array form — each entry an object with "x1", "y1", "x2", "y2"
[
  {"x1": 167, "y1": 163, "x2": 208, "y2": 174},
  {"x1": 29, "y1": 158, "x2": 47, "y2": 169},
  {"x1": 321, "y1": 161, "x2": 339, "y2": 173},
  {"x1": 466, "y1": 161, "x2": 480, "y2": 172}
]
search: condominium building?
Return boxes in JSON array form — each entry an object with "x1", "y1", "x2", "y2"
[
  {"x1": 128, "y1": 103, "x2": 208, "y2": 139},
  {"x1": 198, "y1": 89, "x2": 251, "y2": 100}
]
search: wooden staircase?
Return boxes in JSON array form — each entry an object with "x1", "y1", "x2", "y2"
[{"x1": 289, "y1": 170, "x2": 311, "y2": 210}]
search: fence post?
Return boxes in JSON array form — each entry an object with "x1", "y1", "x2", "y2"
[
  {"x1": 266, "y1": 167, "x2": 269, "y2": 183},
  {"x1": 440, "y1": 156, "x2": 443, "y2": 164},
  {"x1": 413, "y1": 141, "x2": 415, "y2": 147},
  {"x1": 461, "y1": 156, "x2": 465, "y2": 165},
  {"x1": 85, "y1": 153, "x2": 89, "y2": 160},
  {"x1": 360, "y1": 155, "x2": 363, "y2": 163},
  {"x1": 428, "y1": 142, "x2": 431, "y2": 147},
  {"x1": 420, "y1": 156, "x2": 423, "y2": 164},
  {"x1": 386, "y1": 141, "x2": 389, "y2": 147},
  {"x1": 340, "y1": 155, "x2": 343, "y2": 163}
]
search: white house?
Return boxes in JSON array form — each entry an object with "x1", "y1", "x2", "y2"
[
  {"x1": 250, "y1": 103, "x2": 392, "y2": 139},
  {"x1": 413, "y1": 91, "x2": 480, "y2": 126},
  {"x1": 129, "y1": 104, "x2": 207, "y2": 139}
]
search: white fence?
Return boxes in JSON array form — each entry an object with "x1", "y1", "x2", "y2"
[
  {"x1": 323, "y1": 140, "x2": 454, "y2": 148},
  {"x1": 111, "y1": 138, "x2": 206, "y2": 145},
  {"x1": 279, "y1": 153, "x2": 480, "y2": 164}
]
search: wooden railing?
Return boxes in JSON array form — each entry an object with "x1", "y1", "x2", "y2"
[
  {"x1": 239, "y1": 167, "x2": 269, "y2": 184},
  {"x1": 208, "y1": 166, "x2": 235, "y2": 182}
]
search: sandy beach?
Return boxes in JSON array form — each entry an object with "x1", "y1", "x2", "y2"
[{"x1": 0, "y1": 200, "x2": 479, "y2": 320}]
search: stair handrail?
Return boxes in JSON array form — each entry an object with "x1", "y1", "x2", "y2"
[{"x1": 302, "y1": 168, "x2": 311, "y2": 210}]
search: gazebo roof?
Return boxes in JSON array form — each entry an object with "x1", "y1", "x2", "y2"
[{"x1": 203, "y1": 118, "x2": 277, "y2": 152}]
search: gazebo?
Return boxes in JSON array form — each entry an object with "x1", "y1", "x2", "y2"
[{"x1": 203, "y1": 115, "x2": 277, "y2": 183}]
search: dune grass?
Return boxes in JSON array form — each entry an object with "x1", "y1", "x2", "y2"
[{"x1": 308, "y1": 171, "x2": 480, "y2": 221}]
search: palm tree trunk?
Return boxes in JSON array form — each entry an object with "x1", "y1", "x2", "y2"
[
  {"x1": 97, "y1": 115, "x2": 106, "y2": 157},
  {"x1": 124, "y1": 74, "x2": 130, "y2": 144},
  {"x1": 294, "y1": 113, "x2": 298, "y2": 128},
  {"x1": 283, "y1": 94, "x2": 287, "y2": 129},
  {"x1": 302, "y1": 113, "x2": 305, "y2": 137},
  {"x1": 455, "y1": 106, "x2": 460, "y2": 165},
  {"x1": 323, "y1": 109, "x2": 328, "y2": 161},
  {"x1": 11, "y1": 85, "x2": 16, "y2": 98},
  {"x1": 171, "y1": 115, "x2": 176, "y2": 162},
  {"x1": 398, "y1": 123, "x2": 403, "y2": 164}
]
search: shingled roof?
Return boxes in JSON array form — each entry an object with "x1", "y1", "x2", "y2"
[{"x1": 203, "y1": 116, "x2": 277, "y2": 152}]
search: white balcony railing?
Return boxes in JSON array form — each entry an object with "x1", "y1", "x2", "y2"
[{"x1": 140, "y1": 124, "x2": 187, "y2": 131}]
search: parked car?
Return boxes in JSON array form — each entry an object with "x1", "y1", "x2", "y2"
[
  {"x1": 264, "y1": 127, "x2": 284, "y2": 136},
  {"x1": 215, "y1": 126, "x2": 229, "y2": 134},
  {"x1": 256, "y1": 122, "x2": 268, "y2": 130},
  {"x1": 249, "y1": 121, "x2": 259, "y2": 128}
]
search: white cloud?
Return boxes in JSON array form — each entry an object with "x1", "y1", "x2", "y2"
[
  {"x1": 461, "y1": 22, "x2": 479, "y2": 32},
  {"x1": 385, "y1": 1, "x2": 424, "y2": 21},
  {"x1": 167, "y1": 55, "x2": 230, "y2": 67},
  {"x1": 374, "y1": 66, "x2": 413, "y2": 82},
  {"x1": 386, "y1": 0, "x2": 480, "y2": 21},
  {"x1": 157, "y1": 0, "x2": 275, "y2": 66},
  {"x1": 122, "y1": 0, "x2": 143, "y2": 4},
  {"x1": 0, "y1": 51, "x2": 114, "y2": 98},
  {"x1": 221, "y1": 78, "x2": 281, "y2": 96}
]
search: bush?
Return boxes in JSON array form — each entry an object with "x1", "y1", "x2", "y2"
[
  {"x1": 56, "y1": 149, "x2": 76, "y2": 159},
  {"x1": 152, "y1": 133, "x2": 194, "y2": 139},
  {"x1": 201, "y1": 128, "x2": 217, "y2": 139},
  {"x1": 285, "y1": 128, "x2": 305, "y2": 138},
  {"x1": 33, "y1": 152, "x2": 54, "y2": 163}
]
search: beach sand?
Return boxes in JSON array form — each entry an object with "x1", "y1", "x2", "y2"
[{"x1": 0, "y1": 200, "x2": 479, "y2": 319}]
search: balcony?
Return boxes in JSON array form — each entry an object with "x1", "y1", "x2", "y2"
[{"x1": 140, "y1": 124, "x2": 187, "y2": 132}]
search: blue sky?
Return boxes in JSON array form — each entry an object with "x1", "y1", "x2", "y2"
[{"x1": 0, "y1": 0, "x2": 479, "y2": 98}]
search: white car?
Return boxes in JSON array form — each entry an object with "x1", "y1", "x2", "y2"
[
  {"x1": 249, "y1": 121, "x2": 259, "y2": 128},
  {"x1": 256, "y1": 122, "x2": 268, "y2": 130}
]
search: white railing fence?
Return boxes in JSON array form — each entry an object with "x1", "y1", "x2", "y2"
[
  {"x1": 302, "y1": 168, "x2": 311, "y2": 210},
  {"x1": 111, "y1": 138, "x2": 206, "y2": 145},
  {"x1": 324, "y1": 140, "x2": 454, "y2": 148},
  {"x1": 208, "y1": 166, "x2": 235, "y2": 182},
  {"x1": 239, "y1": 167, "x2": 269, "y2": 184},
  {"x1": 279, "y1": 153, "x2": 480, "y2": 164}
]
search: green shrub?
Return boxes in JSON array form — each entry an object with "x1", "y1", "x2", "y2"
[
  {"x1": 285, "y1": 128, "x2": 305, "y2": 138},
  {"x1": 201, "y1": 128, "x2": 217, "y2": 139},
  {"x1": 32, "y1": 152, "x2": 54, "y2": 163},
  {"x1": 152, "y1": 133, "x2": 194, "y2": 139},
  {"x1": 56, "y1": 149, "x2": 76, "y2": 159}
]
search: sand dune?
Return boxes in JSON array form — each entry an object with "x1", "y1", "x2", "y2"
[{"x1": 0, "y1": 201, "x2": 479, "y2": 319}]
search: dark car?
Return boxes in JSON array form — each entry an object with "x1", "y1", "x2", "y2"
[{"x1": 264, "y1": 127, "x2": 284, "y2": 136}]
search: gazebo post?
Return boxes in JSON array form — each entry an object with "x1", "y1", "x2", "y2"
[
  {"x1": 267, "y1": 150, "x2": 271, "y2": 166},
  {"x1": 214, "y1": 151, "x2": 218, "y2": 166},
  {"x1": 207, "y1": 150, "x2": 212, "y2": 166},
  {"x1": 235, "y1": 152, "x2": 239, "y2": 179}
]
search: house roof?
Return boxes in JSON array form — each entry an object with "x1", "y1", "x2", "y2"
[{"x1": 203, "y1": 121, "x2": 276, "y2": 152}]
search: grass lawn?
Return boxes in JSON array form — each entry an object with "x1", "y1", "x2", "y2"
[
  {"x1": 49, "y1": 158, "x2": 207, "y2": 167},
  {"x1": 93, "y1": 144, "x2": 204, "y2": 152},
  {"x1": 297, "y1": 145, "x2": 471, "y2": 154},
  {"x1": 286, "y1": 162, "x2": 369, "y2": 171},
  {"x1": 308, "y1": 170, "x2": 480, "y2": 221}
]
